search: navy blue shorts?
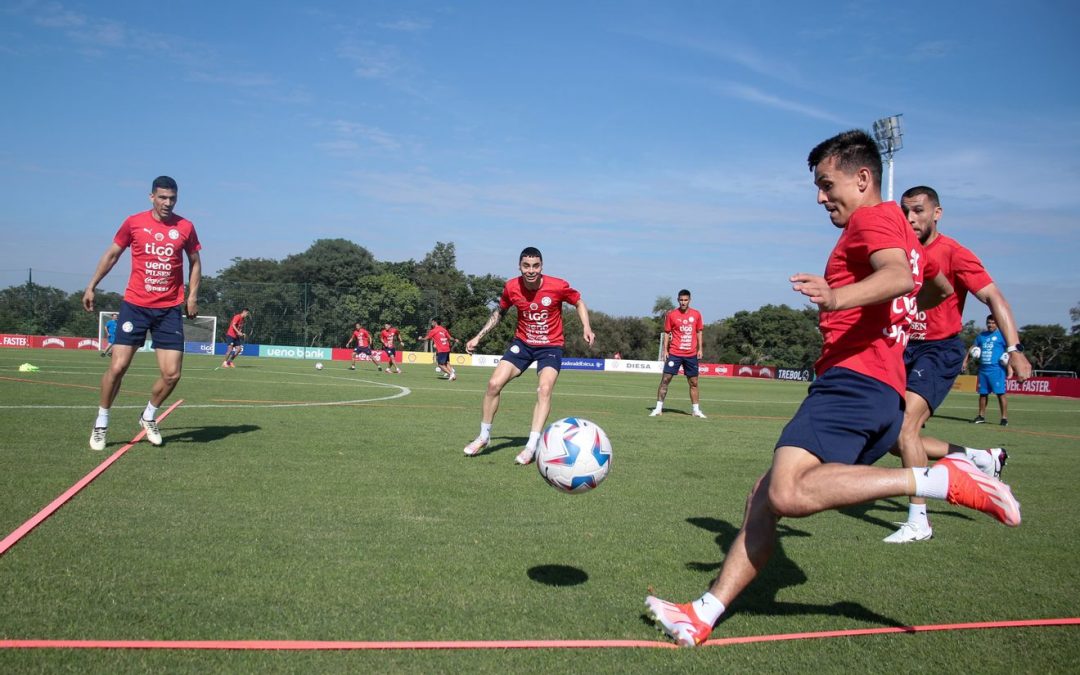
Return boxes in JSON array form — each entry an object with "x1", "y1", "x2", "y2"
[
  {"x1": 227, "y1": 334, "x2": 244, "y2": 348},
  {"x1": 904, "y1": 337, "x2": 965, "y2": 412},
  {"x1": 113, "y1": 301, "x2": 184, "y2": 351},
  {"x1": 501, "y1": 339, "x2": 563, "y2": 373},
  {"x1": 353, "y1": 346, "x2": 372, "y2": 356},
  {"x1": 663, "y1": 354, "x2": 699, "y2": 378},
  {"x1": 775, "y1": 367, "x2": 903, "y2": 466},
  {"x1": 978, "y1": 368, "x2": 1007, "y2": 395},
  {"x1": 435, "y1": 351, "x2": 450, "y2": 365}
]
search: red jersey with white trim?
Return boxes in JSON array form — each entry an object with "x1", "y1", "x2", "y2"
[
  {"x1": 425, "y1": 326, "x2": 454, "y2": 353},
  {"x1": 352, "y1": 328, "x2": 371, "y2": 347},
  {"x1": 816, "y1": 201, "x2": 934, "y2": 396},
  {"x1": 910, "y1": 234, "x2": 993, "y2": 341},
  {"x1": 226, "y1": 313, "x2": 246, "y2": 338},
  {"x1": 380, "y1": 327, "x2": 399, "y2": 348},
  {"x1": 500, "y1": 275, "x2": 581, "y2": 347},
  {"x1": 114, "y1": 210, "x2": 200, "y2": 309},
  {"x1": 664, "y1": 308, "x2": 703, "y2": 357}
]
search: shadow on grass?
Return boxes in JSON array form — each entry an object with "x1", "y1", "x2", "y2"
[
  {"x1": 161, "y1": 424, "x2": 261, "y2": 445},
  {"x1": 645, "y1": 407, "x2": 691, "y2": 416},
  {"x1": 838, "y1": 498, "x2": 975, "y2": 532},
  {"x1": 472, "y1": 436, "x2": 527, "y2": 457},
  {"x1": 673, "y1": 516, "x2": 906, "y2": 629},
  {"x1": 527, "y1": 564, "x2": 589, "y2": 587}
]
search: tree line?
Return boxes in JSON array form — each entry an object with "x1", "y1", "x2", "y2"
[{"x1": 2, "y1": 238, "x2": 1079, "y2": 373}]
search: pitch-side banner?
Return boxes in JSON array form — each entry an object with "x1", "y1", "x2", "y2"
[
  {"x1": 733, "y1": 365, "x2": 776, "y2": 379},
  {"x1": 1006, "y1": 377, "x2": 1080, "y2": 398},
  {"x1": 562, "y1": 357, "x2": 604, "y2": 371},
  {"x1": 604, "y1": 359, "x2": 662, "y2": 374},
  {"x1": 699, "y1": 363, "x2": 734, "y2": 377}
]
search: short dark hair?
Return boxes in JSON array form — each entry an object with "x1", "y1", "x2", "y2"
[
  {"x1": 519, "y1": 246, "x2": 542, "y2": 262},
  {"x1": 901, "y1": 185, "x2": 940, "y2": 207},
  {"x1": 678, "y1": 289, "x2": 691, "y2": 298},
  {"x1": 152, "y1": 176, "x2": 178, "y2": 192},
  {"x1": 807, "y1": 130, "x2": 882, "y2": 187},
  {"x1": 987, "y1": 314, "x2": 997, "y2": 322}
]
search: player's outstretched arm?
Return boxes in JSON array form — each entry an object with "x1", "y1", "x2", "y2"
[
  {"x1": 976, "y1": 283, "x2": 1032, "y2": 381},
  {"x1": 917, "y1": 271, "x2": 954, "y2": 312},
  {"x1": 466, "y1": 307, "x2": 504, "y2": 354},
  {"x1": 83, "y1": 243, "x2": 124, "y2": 312},
  {"x1": 575, "y1": 299, "x2": 595, "y2": 346},
  {"x1": 791, "y1": 248, "x2": 913, "y2": 311}
]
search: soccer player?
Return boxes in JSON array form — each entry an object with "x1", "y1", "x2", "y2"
[
  {"x1": 221, "y1": 308, "x2": 250, "y2": 368},
  {"x1": 462, "y1": 246, "x2": 595, "y2": 464},
  {"x1": 83, "y1": 176, "x2": 201, "y2": 451},
  {"x1": 379, "y1": 322, "x2": 403, "y2": 374},
  {"x1": 345, "y1": 322, "x2": 375, "y2": 371},
  {"x1": 964, "y1": 314, "x2": 1012, "y2": 425},
  {"x1": 423, "y1": 318, "x2": 458, "y2": 381},
  {"x1": 101, "y1": 312, "x2": 118, "y2": 357},
  {"x1": 883, "y1": 187, "x2": 1033, "y2": 543},
  {"x1": 649, "y1": 289, "x2": 706, "y2": 418},
  {"x1": 644, "y1": 130, "x2": 1020, "y2": 648}
]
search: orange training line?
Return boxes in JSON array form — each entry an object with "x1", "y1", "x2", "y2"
[
  {"x1": 0, "y1": 399, "x2": 184, "y2": 557},
  {"x1": 0, "y1": 618, "x2": 1076, "y2": 651}
]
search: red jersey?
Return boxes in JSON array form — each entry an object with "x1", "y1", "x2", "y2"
[
  {"x1": 352, "y1": 328, "x2": 371, "y2": 347},
  {"x1": 664, "y1": 308, "x2": 703, "y2": 357},
  {"x1": 911, "y1": 234, "x2": 993, "y2": 341},
  {"x1": 425, "y1": 326, "x2": 454, "y2": 353},
  {"x1": 226, "y1": 313, "x2": 246, "y2": 338},
  {"x1": 500, "y1": 275, "x2": 581, "y2": 347},
  {"x1": 114, "y1": 210, "x2": 201, "y2": 309},
  {"x1": 816, "y1": 202, "x2": 932, "y2": 396},
  {"x1": 380, "y1": 327, "x2": 399, "y2": 348}
]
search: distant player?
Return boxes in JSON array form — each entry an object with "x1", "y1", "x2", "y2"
[
  {"x1": 423, "y1": 318, "x2": 458, "y2": 380},
  {"x1": 645, "y1": 130, "x2": 1019, "y2": 648},
  {"x1": 964, "y1": 314, "x2": 1011, "y2": 425},
  {"x1": 221, "y1": 308, "x2": 250, "y2": 368},
  {"x1": 345, "y1": 322, "x2": 375, "y2": 371},
  {"x1": 649, "y1": 289, "x2": 706, "y2": 418},
  {"x1": 462, "y1": 246, "x2": 595, "y2": 464},
  {"x1": 379, "y1": 323, "x2": 403, "y2": 374},
  {"x1": 101, "y1": 312, "x2": 118, "y2": 357},
  {"x1": 83, "y1": 176, "x2": 201, "y2": 451},
  {"x1": 883, "y1": 186, "x2": 1032, "y2": 543}
]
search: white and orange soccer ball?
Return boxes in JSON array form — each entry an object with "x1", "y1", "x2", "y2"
[
  {"x1": 315, "y1": 362, "x2": 324, "y2": 370},
  {"x1": 536, "y1": 417, "x2": 612, "y2": 494}
]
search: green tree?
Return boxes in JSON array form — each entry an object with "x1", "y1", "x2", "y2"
[
  {"x1": 716, "y1": 304, "x2": 821, "y2": 369},
  {"x1": 1020, "y1": 324, "x2": 1070, "y2": 372},
  {"x1": 279, "y1": 239, "x2": 378, "y2": 288}
]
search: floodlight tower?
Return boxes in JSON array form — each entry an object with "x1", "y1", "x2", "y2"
[{"x1": 873, "y1": 114, "x2": 904, "y2": 201}]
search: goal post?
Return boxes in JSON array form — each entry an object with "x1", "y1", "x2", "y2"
[{"x1": 98, "y1": 312, "x2": 218, "y2": 351}]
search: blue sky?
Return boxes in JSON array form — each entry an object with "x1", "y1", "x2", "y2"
[{"x1": 2, "y1": 1, "x2": 1078, "y2": 328}]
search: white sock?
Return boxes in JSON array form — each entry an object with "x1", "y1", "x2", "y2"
[
  {"x1": 526, "y1": 431, "x2": 541, "y2": 449},
  {"x1": 692, "y1": 592, "x2": 725, "y2": 625},
  {"x1": 692, "y1": 403, "x2": 701, "y2": 413},
  {"x1": 912, "y1": 465, "x2": 949, "y2": 500},
  {"x1": 907, "y1": 503, "x2": 929, "y2": 527},
  {"x1": 143, "y1": 402, "x2": 159, "y2": 422},
  {"x1": 479, "y1": 422, "x2": 492, "y2": 441},
  {"x1": 95, "y1": 407, "x2": 109, "y2": 428},
  {"x1": 654, "y1": 401, "x2": 663, "y2": 411}
]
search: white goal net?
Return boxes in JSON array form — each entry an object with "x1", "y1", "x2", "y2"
[{"x1": 98, "y1": 311, "x2": 218, "y2": 351}]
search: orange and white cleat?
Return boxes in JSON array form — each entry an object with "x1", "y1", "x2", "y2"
[
  {"x1": 644, "y1": 596, "x2": 712, "y2": 647},
  {"x1": 463, "y1": 437, "x2": 488, "y2": 457},
  {"x1": 937, "y1": 455, "x2": 1020, "y2": 526}
]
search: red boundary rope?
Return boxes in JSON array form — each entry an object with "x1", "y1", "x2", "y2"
[
  {"x1": 0, "y1": 399, "x2": 184, "y2": 557},
  {"x1": 0, "y1": 618, "x2": 1076, "y2": 651}
]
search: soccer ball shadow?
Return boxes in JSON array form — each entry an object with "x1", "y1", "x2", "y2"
[{"x1": 526, "y1": 564, "x2": 589, "y2": 587}]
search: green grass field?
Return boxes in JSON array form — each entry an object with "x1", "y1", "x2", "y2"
[{"x1": 1, "y1": 349, "x2": 1078, "y2": 673}]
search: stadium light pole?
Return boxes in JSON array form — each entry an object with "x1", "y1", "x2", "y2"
[{"x1": 873, "y1": 114, "x2": 904, "y2": 201}]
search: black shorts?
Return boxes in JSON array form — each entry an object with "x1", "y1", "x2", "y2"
[{"x1": 113, "y1": 301, "x2": 184, "y2": 351}]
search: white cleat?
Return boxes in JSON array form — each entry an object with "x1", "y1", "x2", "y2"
[
  {"x1": 448, "y1": 372, "x2": 457, "y2": 381},
  {"x1": 89, "y1": 427, "x2": 107, "y2": 451},
  {"x1": 514, "y1": 446, "x2": 536, "y2": 465},
  {"x1": 139, "y1": 417, "x2": 163, "y2": 446},
  {"x1": 463, "y1": 437, "x2": 488, "y2": 456},
  {"x1": 692, "y1": 410, "x2": 707, "y2": 419},
  {"x1": 649, "y1": 409, "x2": 662, "y2": 417},
  {"x1": 988, "y1": 447, "x2": 1008, "y2": 479},
  {"x1": 883, "y1": 521, "x2": 933, "y2": 543}
]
